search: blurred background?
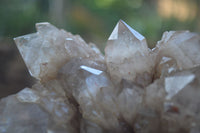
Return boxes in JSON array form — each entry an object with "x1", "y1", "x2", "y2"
[{"x1": 0, "y1": 0, "x2": 199, "y2": 98}]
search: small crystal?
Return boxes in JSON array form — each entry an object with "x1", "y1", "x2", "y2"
[
  {"x1": 16, "y1": 88, "x2": 40, "y2": 103},
  {"x1": 165, "y1": 73, "x2": 195, "y2": 100},
  {"x1": 117, "y1": 80, "x2": 144, "y2": 125},
  {"x1": 155, "y1": 56, "x2": 178, "y2": 78}
]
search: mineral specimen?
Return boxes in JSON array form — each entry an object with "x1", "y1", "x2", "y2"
[{"x1": 0, "y1": 20, "x2": 200, "y2": 133}]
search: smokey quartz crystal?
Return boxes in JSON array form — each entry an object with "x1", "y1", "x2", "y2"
[{"x1": 0, "y1": 20, "x2": 200, "y2": 133}]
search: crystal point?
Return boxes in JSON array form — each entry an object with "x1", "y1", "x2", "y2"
[
  {"x1": 14, "y1": 22, "x2": 103, "y2": 81},
  {"x1": 105, "y1": 20, "x2": 155, "y2": 86},
  {"x1": 165, "y1": 73, "x2": 195, "y2": 100},
  {"x1": 108, "y1": 20, "x2": 145, "y2": 41},
  {"x1": 120, "y1": 20, "x2": 145, "y2": 41},
  {"x1": 156, "y1": 31, "x2": 200, "y2": 70},
  {"x1": 36, "y1": 22, "x2": 59, "y2": 34}
]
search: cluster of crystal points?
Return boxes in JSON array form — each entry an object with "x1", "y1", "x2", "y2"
[{"x1": 0, "y1": 20, "x2": 200, "y2": 133}]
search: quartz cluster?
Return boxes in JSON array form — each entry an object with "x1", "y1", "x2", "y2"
[{"x1": 0, "y1": 20, "x2": 200, "y2": 133}]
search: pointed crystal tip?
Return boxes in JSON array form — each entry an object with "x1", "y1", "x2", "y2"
[
  {"x1": 108, "y1": 19, "x2": 145, "y2": 41},
  {"x1": 105, "y1": 20, "x2": 152, "y2": 86},
  {"x1": 36, "y1": 22, "x2": 50, "y2": 26},
  {"x1": 36, "y1": 22, "x2": 58, "y2": 33}
]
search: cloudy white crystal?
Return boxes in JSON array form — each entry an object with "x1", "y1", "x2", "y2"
[
  {"x1": 165, "y1": 74, "x2": 195, "y2": 100},
  {"x1": 0, "y1": 21, "x2": 200, "y2": 133},
  {"x1": 14, "y1": 22, "x2": 104, "y2": 81},
  {"x1": 105, "y1": 20, "x2": 155, "y2": 86},
  {"x1": 155, "y1": 31, "x2": 200, "y2": 70}
]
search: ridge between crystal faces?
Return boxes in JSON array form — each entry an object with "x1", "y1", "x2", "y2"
[{"x1": 3, "y1": 20, "x2": 200, "y2": 133}]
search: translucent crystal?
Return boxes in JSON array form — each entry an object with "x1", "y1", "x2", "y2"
[
  {"x1": 155, "y1": 56, "x2": 178, "y2": 78},
  {"x1": 133, "y1": 78, "x2": 165, "y2": 133},
  {"x1": 58, "y1": 58, "x2": 121, "y2": 131},
  {"x1": 80, "y1": 119, "x2": 104, "y2": 133},
  {"x1": 117, "y1": 80, "x2": 144, "y2": 125},
  {"x1": 1, "y1": 21, "x2": 200, "y2": 133},
  {"x1": 105, "y1": 20, "x2": 155, "y2": 86},
  {"x1": 155, "y1": 31, "x2": 200, "y2": 70},
  {"x1": 165, "y1": 73, "x2": 195, "y2": 100},
  {"x1": 14, "y1": 22, "x2": 103, "y2": 81},
  {"x1": 161, "y1": 67, "x2": 200, "y2": 132},
  {"x1": 0, "y1": 80, "x2": 78, "y2": 133}
]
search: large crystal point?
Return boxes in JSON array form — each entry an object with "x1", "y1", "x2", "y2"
[
  {"x1": 155, "y1": 31, "x2": 200, "y2": 70},
  {"x1": 105, "y1": 20, "x2": 155, "y2": 86},
  {"x1": 14, "y1": 22, "x2": 103, "y2": 81},
  {"x1": 14, "y1": 22, "x2": 68, "y2": 81}
]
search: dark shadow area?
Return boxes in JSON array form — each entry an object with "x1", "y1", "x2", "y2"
[{"x1": 0, "y1": 38, "x2": 35, "y2": 98}]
